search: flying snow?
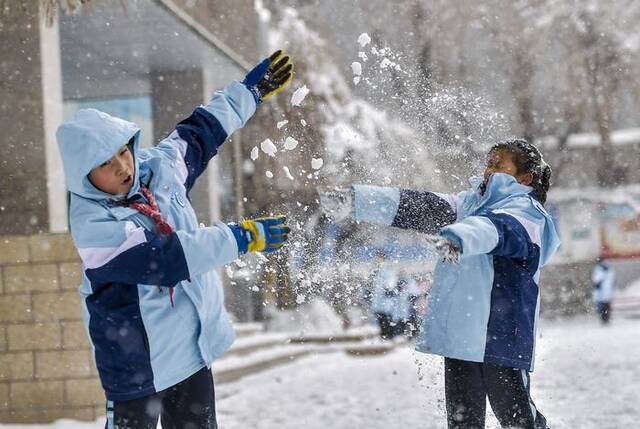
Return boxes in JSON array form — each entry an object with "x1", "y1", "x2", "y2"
[
  {"x1": 283, "y1": 166, "x2": 295, "y2": 180},
  {"x1": 291, "y1": 85, "x2": 310, "y2": 106},
  {"x1": 311, "y1": 158, "x2": 324, "y2": 170},
  {"x1": 277, "y1": 120, "x2": 289, "y2": 129},
  {"x1": 260, "y1": 139, "x2": 278, "y2": 157},
  {"x1": 351, "y1": 62, "x2": 362, "y2": 76},
  {"x1": 284, "y1": 136, "x2": 299, "y2": 150},
  {"x1": 250, "y1": 146, "x2": 259, "y2": 161},
  {"x1": 357, "y1": 33, "x2": 371, "y2": 47}
]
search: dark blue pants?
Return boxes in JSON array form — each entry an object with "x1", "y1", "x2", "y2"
[
  {"x1": 105, "y1": 366, "x2": 217, "y2": 429},
  {"x1": 445, "y1": 358, "x2": 549, "y2": 429}
]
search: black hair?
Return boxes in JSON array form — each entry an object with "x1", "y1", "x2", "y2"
[{"x1": 489, "y1": 138, "x2": 552, "y2": 205}]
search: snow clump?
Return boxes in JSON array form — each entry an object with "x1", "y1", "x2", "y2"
[
  {"x1": 260, "y1": 138, "x2": 278, "y2": 157},
  {"x1": 291, "y1": 85, "x2": 310, "y2": 106}
]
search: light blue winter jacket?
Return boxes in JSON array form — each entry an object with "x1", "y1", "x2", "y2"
[
  {"x1": 353, "y1": 173, "x2": 561, "y2": 371},
  {"x1": 592, "y1": 262, "x2": 615, "y2": 303},
  {"x1": 56, "y1": 81, "x2": 256, "y2": 401}
]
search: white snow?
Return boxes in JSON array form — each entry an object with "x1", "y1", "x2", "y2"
[
  {"x1": 291, "y1": 85, "x2": 310, "y2": 106},
  {"x1": 283, "y1": 166, "x2": 295, "y2": 180},
  {"x1": 265, "y1": 170, "x2": 273, "y2": 178},
  {"x1": 216, "y1": 315, "x2": 640, "y2": 428},
  {"x1": 351, "y1": 61, "x2": 362, "y2": 76},
  {"x1": 4, "y1": 315, "x2": 640, "y2": 428},
  {"x1": 250, "y1": 146, "x2": 259, "y2": 161},
  {"x1": 277, "y1": 120, "x2": 289, "y2": 129},
  {"x1": 357, "y1": 32, "x2": 371, "y2": 47},
  {"x1": 260, "y1": 138, "x2": 278, "y2": 157},
  {"x1": 311, "y1": 158, "x2": 324, "y2": 170},
  {"x1": 284, "y1": 136, "x2": 299, "y2": 150}
]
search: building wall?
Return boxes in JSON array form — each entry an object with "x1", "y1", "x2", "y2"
[
  {"x1": 0, "y1": 233, "x2": 104, "y2": 423},
  {"x1": 0, "y1": 4, "x2": 50, "y2": 235}
]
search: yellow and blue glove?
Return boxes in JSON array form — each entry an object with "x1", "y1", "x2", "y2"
[
  {"x1": 229, "y1": 215, "x2": 291, "y2": 254},
  {"x1": 242, "y1": 50, "x2": 293, "y2": 104}
]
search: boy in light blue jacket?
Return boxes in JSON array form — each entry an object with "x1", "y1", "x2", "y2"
[
  {"x1": 323, "y1": 139, "x2": 560, "y2": 429},
  {"x1": 57, "y1": 51, "x2": 292, "y2": 429}
]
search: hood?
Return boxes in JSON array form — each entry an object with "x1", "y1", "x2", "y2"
[
  {"x1": 56, "y1": 108, "x2": 142, "y2": 201},
  {"x1": 468, "y1": 173, "x2": 561, "y2": 266}
]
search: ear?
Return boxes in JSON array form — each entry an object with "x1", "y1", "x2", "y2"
[{"x1": 517, "y1": 172, "x2": 534, "y2": 186}]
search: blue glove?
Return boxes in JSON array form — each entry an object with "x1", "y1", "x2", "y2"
[
  {"x1": 242, "y1": 50, "x2": 293, "y2": 104},
  {"x1": 229, "y1": 215, "x2": 291, "y2": 254}
]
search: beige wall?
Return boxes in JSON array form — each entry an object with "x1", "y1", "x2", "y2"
[
  {"x1": 0, "y1": 233, "x2": 103, "y2": 423},
  {"x1": 0, "y1": 3, "x2": 50, "y2": 235}
]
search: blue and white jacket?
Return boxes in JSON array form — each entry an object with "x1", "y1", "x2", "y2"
[
  {"x1": 353, "y1": 173, "x2": 561, "y2": 371},
  {"x1": 592, "y1": 261, "x2": 615, "y2": 303},
  {"x1": 56, "y1": 81, "x2": 256, "y2": 401}
]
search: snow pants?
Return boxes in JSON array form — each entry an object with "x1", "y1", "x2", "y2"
[
  {"x1": 105, "y1": 366, "x2": 217, "y2": 429},
  {"x1": 596, "y1": 302, "x2": 611, "y2": 324},
  {"x1": 444, "y1": 358, "x2": 549, "y2": 429}
]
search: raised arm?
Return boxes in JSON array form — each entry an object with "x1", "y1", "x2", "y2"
[
  {"x1": 352, "y1": 185, "x2": 457, "y2": 234},
  {"x1": 156, "y1": 81, "x2": 257, "y2": 194},
  {"x1": 155, "y1": 50, "x2": 293, "y2": 194}
]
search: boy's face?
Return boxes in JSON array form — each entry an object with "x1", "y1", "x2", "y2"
[
  {"x1": 483, "y1": 149, "x2": 533, "y2": 188},
  {"x1": 88, "y1": 145, "x2": 134, "y2": 195}
]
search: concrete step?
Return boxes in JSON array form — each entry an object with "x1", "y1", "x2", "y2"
[{"x1": 233, "y1": 322, "x2": 265, "y2": 338}]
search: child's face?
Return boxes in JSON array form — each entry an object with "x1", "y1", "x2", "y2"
[
  {"x1": 483, "y1": 149, "x2": 533, "y2": 187},
  {"x1": 88, "y1": 145, "x2": 135, "y2": 195}
]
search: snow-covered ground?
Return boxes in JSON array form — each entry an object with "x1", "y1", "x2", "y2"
[
  {"x1": 4, "y1": 314, "x2": 637, "y2": 429},
  {"x1": 216, "y1": 315, "x2": 640, "y2": 429}
]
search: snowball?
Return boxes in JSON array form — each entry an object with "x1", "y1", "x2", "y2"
[
  {"x1": 300, "y1": 119, "x2": 307, "y2": 127},
  {"x1": 251, "y1": 286, "x2": 260, "y2": 292},
  {"x1": 311, "y1": 158, "x2": 324, "y2": 170},
  {"x1": 351, "y1": 61, "x2": 362, "y2": 76},
  {"x1": 357, "y1": 33, "x2": 371, "y2": 47},
  {"x1": 353, "y1": 76, "x2": 361, "y2": 85},
  {"x1": 284, "y1": 136, "x2": 299, "y2": 150},
  {"x1": 358, "y1": 51, "x2": 368, "y2": 61},
  {"x1": 277, "y1": 120, "x2": 288, "y2": 129},
  {"x1": 380, "y1": 58, "x2": 392, "y2": 69},
  {"x1": 260, "y1": 138, "x2": 277, "y2": 157},
  {"x1": 250, "y1": 146, "x2": 259, "y2": 160},
  {"x1": 291, "y1": 85, "x2": 310, "y2": 106},
  {"x1": 265, "y1": 170, "x2": 273, "y2": 178},
  {"x1": 283, "y1": 166, "x2": 295, "y2": 180}
]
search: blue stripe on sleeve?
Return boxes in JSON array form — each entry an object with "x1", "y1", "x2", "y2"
[
  {"x1": 175, "y1": 107, "x2": 228, "y2": 193},
  {"x1": 85, "y1": 230, "x2": 190, "y2": 289},
  {"x1": 391, "y1": 189, "x2": 456, "y2": 233},
  {"x1": 485, "y1": 212, "x2": 537, "y2": 259}
]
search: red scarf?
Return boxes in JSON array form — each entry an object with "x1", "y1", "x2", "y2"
[{"x1": 125, "y1": 185, "x2": 176, "y2": 306}]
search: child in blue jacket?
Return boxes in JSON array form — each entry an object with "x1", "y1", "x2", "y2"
[
  {"x1": 57, "y1": 51, "x2": 292, "y2": 429},
  {"x1": 324, "y1": 139, "x2": 560, "y2": 429}
]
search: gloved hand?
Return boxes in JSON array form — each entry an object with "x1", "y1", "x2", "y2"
[
  {"x1": 243, "y1": 50, "x2": 293, "y2": 104},
  {"x1": 229, "y1": 215, "x2": 290, "y2": 254},
  {"x1": 318, "y1": 187, "x2": 353, "y2": 222},
  {"x1": 421, "y1": 234, "x2": 461, "y2": 264}
]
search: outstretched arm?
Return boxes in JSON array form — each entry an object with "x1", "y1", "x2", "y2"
[
  {"x1": 352, "y1": 185, "x2": 457, "y2": 234},
  {"x1": 440, "y1": 209, "x2": 542, "y2": 260}
]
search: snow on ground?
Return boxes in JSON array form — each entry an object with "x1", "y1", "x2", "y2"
[{"x1": 2, "y1": 316, "x2": 638, "y2": 429}]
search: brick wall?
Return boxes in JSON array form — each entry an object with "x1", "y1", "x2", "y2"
[{"x1": 0, "y1": 233, "x2": 104, "y2": 423}]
